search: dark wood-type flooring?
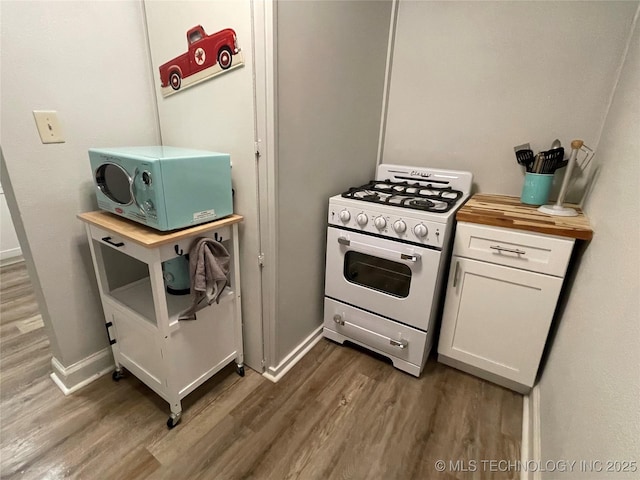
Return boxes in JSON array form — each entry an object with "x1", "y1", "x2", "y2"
[{"x1": 1, "y1": 260, "x2": 522, "y2": 479}]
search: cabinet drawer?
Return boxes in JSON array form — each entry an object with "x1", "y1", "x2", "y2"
[
  {"x1": 323, "y1": 298, "x2": 427, "y2": 366},
  {"x1": 453, "y1": 222, "x2": 574, "y2": 277},
  {"x1": 89, "y1": 224, "x2": 151, "y2": 261}
]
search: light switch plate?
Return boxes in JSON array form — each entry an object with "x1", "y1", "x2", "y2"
[{"x1": 33, "y1": 110, "x2": 65, "y2": 144}]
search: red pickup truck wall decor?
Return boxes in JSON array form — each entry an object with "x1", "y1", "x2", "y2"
[{"x1": 158, "y1": 25, "x2": 244, "y2": 97}]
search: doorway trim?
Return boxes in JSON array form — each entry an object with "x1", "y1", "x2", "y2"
[{"x1": 251, "y1": 0, "x2": 278, "y2": 374}]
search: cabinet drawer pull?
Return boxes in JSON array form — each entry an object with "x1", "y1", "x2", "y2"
[
  {"x1": 490, "y1": 245, "x2": 525, "y2": 255},
  {"x1": 390, "y1": 338, "x2": 408, "y2": 349},
  {"x1": 105, "y1": 321, "x2": 117, "y2": 345},
  {"x1": 102, "y1": 236, "x2": 125, "y2": 248}
]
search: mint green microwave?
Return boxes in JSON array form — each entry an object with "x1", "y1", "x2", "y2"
[{"x1": 89, "y1": 146, "x2": 232, "y2": 231}]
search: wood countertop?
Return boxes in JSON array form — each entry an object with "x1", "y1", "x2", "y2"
[
  {"x1": 457, "y1": 194, "x2": 593, "y2": 241},
  {"x1": 77, "y1": 211, "x2": 244, "y2": 248}
]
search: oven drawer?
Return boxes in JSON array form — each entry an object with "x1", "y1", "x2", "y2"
[
  {"x1": 323, "y1": 298, "x2": 427, "y2": 366},
  {"x1": 453, "y1": 222, "x2": 574, "y2": 277}
]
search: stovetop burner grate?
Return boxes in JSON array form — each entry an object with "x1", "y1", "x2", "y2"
[{"x1": 341, "y1": 179, "x2": 464, "y2": 213}]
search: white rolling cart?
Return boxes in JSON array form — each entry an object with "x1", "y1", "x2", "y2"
[{"x1": 78, "y1": 211, "x2": 244, "y2": 428}]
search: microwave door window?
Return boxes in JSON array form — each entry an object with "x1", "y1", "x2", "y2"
[
  {"x1": 96, "y1": 164, "x2": 132, "y2": 205},
  {"x1": 344, "y1": 251, "x2": 411, "y2": 298}
]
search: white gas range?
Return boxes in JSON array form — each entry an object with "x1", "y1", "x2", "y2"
[{"x1": 323, "y1": 164, "x2": 473, "y2": 376}]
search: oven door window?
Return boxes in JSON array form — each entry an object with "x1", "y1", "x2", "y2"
[
  {"x1": 344, "y1": 251, "x2": 411, "y2": 298},
  {"x1": 95, "y1": 163, "x2": 132, "y2": 205}
]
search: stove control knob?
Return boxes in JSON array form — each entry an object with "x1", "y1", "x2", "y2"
[
  {"x1": 339, "y1": 210, "x2": 351, "y2": 223},
  {"x1": 414, "y1": 223, "x2": 428, "y2": 238},
  {"x1": 143, "y1": 200, "x2": 155, "y2": 212},
  {"x1": 393, "y1": 220, "x2": 407, "y2": 234},
  {"x1": 374, "y1": 216, "x2": 387, "y2": 230},
  {"x1": 356, "y1": 213, "x2": 368, "y2": 227}
]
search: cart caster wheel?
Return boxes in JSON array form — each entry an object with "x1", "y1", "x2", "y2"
[
  {"x1": 112, "y1": 369, "x2": 124, "y2": 382},
  {"x1": 167, "y1": 413, "x2": 181, "y2": 429},
  {"x1": 236, "y1": 364, "x2": 245, "y2": 377}
]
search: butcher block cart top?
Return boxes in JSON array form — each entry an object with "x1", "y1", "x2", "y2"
[{"x1": 78, "y1": 211, "x2": 244, "y2": 246}]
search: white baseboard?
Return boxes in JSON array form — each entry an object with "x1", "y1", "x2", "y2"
[
  {"x1": 263, "y1": 326, "x2": 323, "y2": 383},
  {"x1": 0, "y1": 251, "x2": 23, "y2": 266},
  {"x1": 521, "y1": 384, "x2": 542, "y2": 480},
  {"x1": 50, "y1": 348, "x2": 114, "y2": 395}
]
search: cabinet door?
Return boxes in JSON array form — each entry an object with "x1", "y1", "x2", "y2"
[
  {"x1": 110, "y1": 308, "x2": 166, "y2": 397},
  {"x1": 438, "y1": 256, "x2": 563, "y2": 387}
]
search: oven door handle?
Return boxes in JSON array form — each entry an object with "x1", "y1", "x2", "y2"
[{"x1": 337, "y1": 236, "x2": 421, "y2": 263}]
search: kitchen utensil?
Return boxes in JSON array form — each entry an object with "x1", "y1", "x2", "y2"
[
  {"x1": 515, "y1": 149, "x2": 535, "y2": 172},
  {"x1": 514, "y1": 143, "x2": 531, "y2": 152},
  {"x1": 551, "y1": 139, "x2": 562, "y2": 149},
  {"x1": 538, "y1": 139, "x2": 583, "y2": 216},
  {"x1": 532, "y1": 152, "x2": 545, "y2": 173},
  {"x1": 542, "y1": 147, "x2": 564, "y2": 174}
]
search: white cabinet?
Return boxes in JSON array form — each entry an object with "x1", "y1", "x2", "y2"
[
  {"x1": 79, "y1": 211, "x2": 245, "y2": 428},
  {"x1": 438, "y1": 222, "x2": 575, "y2": 393}
]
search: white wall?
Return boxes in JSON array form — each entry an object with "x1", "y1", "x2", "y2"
[
  {"x1": 383, "y1": 1, "x2": 637, "y2": 199},
  {"x1": 273, "y1": 0, "x2": 392, "y2": 365},
  {"x1": 144, "y1": 0, "x2": 263, "y2": 370},
  {"x1": 0, "y1": 1, "x2": 159, "y2": 387},
  {"x1": 538, "y1": 11, "x2": 639, "y2": 478}
]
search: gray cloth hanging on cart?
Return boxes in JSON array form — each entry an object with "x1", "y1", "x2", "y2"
[{"x1": 178, "y1": 237, "x2": 230, "y2": 321}]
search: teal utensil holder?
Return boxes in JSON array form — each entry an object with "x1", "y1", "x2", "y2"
[{"x1": 521, "y1": 173, "x2": 554, "y2": 206}]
